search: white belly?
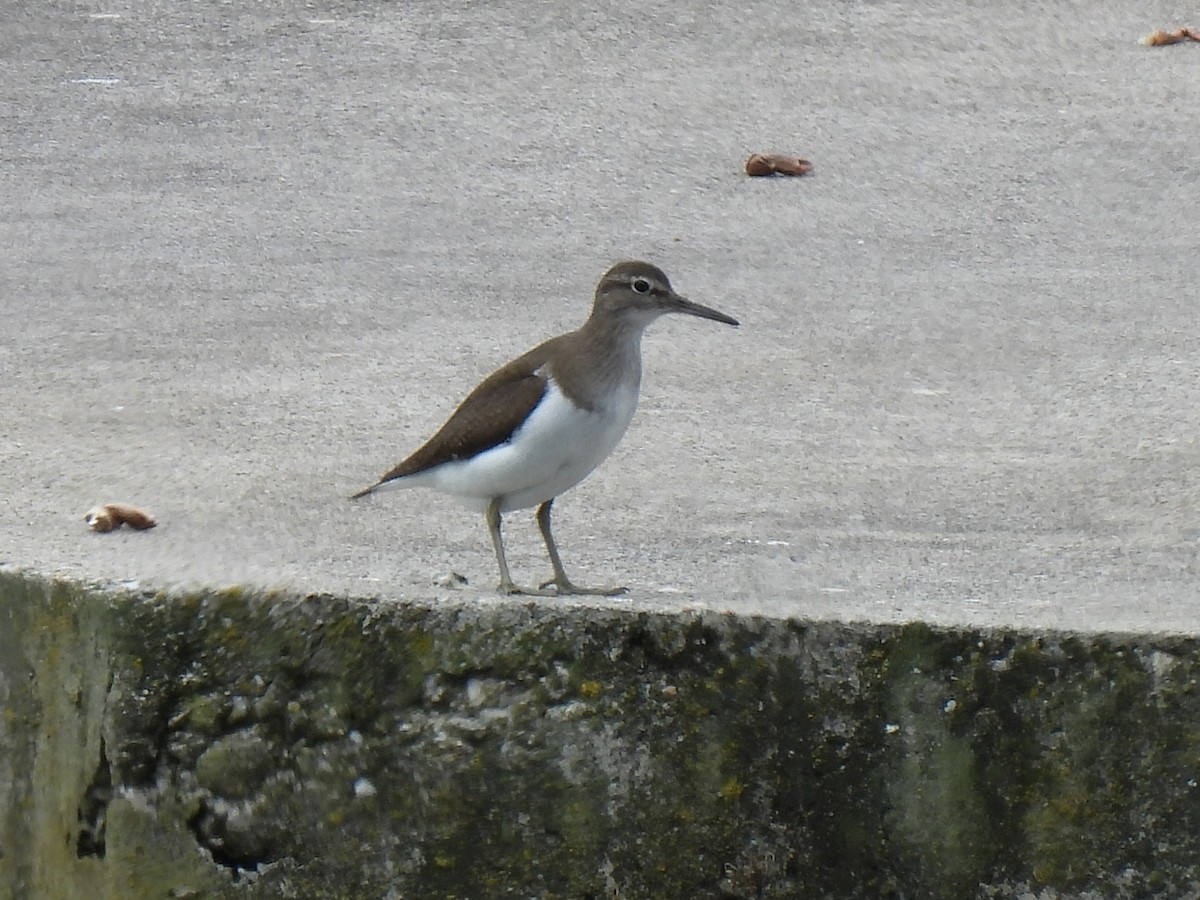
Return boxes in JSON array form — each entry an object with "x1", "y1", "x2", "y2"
[{"x1": 405, "y1": 377, "x2": 638, "y2": 512}]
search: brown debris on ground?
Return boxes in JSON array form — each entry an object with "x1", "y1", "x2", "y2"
[
  {"x1": 745, "y1": 154, "x2": 813, "y2": 177},
  {"x1": 1140, "y1": 27, "x2": 1200, "y2": 46},
  {"x1": 85, "y1": 503, "x2": 158, "y2": 533}
]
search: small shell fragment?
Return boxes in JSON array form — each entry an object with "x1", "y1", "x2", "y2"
[
  {"x1": 1140, "y1": 27, "x2": 1200, "y2": 46},
  {"x1": 432, "y1": 570, "x2": 468, "y2": 588},
  {"x1": 745, "y1": 154, "x2": 813, "y2": 177},
  {"x1": 85, "y1": 503, "x2": 157, "y2": 533}
]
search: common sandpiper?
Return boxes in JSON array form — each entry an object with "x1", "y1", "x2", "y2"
[{"x1": 352, "y1": 260, "x2": 739, "y2": 595}]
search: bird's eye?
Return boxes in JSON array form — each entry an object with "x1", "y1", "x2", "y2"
[{"x1": 631, "y1": 277, "x2": 653, "y2": 295}]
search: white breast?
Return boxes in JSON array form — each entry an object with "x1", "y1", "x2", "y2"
[{"x1": 418, "y1": 375, "x2": 639, "y2": 512}]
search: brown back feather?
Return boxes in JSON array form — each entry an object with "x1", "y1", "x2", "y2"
[{"x1": 358, "y1": 339, "x2": 559, "y2": 491}]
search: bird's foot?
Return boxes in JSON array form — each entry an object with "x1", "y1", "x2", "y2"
[
  {"x1": 496, "y1": 579, "x2": 558, "y2": 597},
  {"x1": 537, "y1": 577, "x2": 627, "y2": 597}
]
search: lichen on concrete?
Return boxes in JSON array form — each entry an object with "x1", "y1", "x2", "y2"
[{"x1": 3, "y1": 571, "x2": 1200, "y2": 899}]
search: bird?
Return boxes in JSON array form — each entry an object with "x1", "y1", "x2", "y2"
[{"x1": 351, "y1": 260, "x2": 739, "y2": 596}]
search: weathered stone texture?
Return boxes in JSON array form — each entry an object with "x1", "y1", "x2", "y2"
[{"x1": 2, "y1": 571, "x2": 1199, "y2": 899}]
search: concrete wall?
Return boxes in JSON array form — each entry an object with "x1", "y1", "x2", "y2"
[{"x1": 3, "y1": 571, "x2": 1199, "y2": 899}]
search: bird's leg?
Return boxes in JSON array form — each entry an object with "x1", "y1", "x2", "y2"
[
  {"x1": 485, "y1": 498, "x2": 554, "y2": 596},
  {"x1": 536, "y1": 499, "x2": 627, "y2": 596}
]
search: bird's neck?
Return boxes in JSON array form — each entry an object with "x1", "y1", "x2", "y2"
[{"x1": 549, "y1": 313, "x2": 647, "y2": 413}]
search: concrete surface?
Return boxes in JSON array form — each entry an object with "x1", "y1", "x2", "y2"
[{"x1": 2, "y1": 0, "x2": 1199, "y2": 632}]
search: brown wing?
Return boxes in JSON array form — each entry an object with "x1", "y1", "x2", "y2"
[{"x1": 352, "y1": 341, "x2": 556, "y2": 496}]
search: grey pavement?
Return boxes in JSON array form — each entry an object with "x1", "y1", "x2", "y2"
[{"x1": 2, "y1": 0, "x2": 1198, "y2": 633}]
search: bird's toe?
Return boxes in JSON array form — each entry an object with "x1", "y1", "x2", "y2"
[{"x1": 539, "y1": 577, "x2": 627, "y2": 597}]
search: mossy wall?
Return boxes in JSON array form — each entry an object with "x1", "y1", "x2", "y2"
[{"x1": 2, "y1": 571, "x2": 1199, "y2": 899}]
